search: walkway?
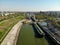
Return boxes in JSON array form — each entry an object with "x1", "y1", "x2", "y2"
[{"x1": 1, "y1": 20, "x2": 25, "y2": 45}]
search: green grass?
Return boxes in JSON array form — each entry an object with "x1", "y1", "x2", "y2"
[
  {"x1": 17, "y1": 24, "x2": 49, "y2": 45},
  {"x1": 0, "y1": 15, "x2": 24, "y2": 43}
]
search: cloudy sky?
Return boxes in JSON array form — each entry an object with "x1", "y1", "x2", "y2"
[{"x1": 0, "y1": 0, "x2": 60, "y2": 11}]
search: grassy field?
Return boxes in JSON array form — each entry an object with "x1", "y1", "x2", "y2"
[
  {"x1": 17, "y1": 24, "x2": 49, "y2": 45},
  {"x1": 0, "y1": 14, "x2": 24, "y2": 43}
]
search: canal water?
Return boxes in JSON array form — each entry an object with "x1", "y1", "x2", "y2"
[{"x1": 16, "y1": 24, "x2": 49, "y2": 45}]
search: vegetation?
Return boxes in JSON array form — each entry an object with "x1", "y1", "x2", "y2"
[
  {"x1": 35, "y1": 13, "x2": 46, "y2": 20},
  {"x1": 0, "y1": 13, "x2": 24, "y2": 43},
  {"x1": 0, "y1": 13, "x2": 24, "y2": 22},
  {"x1": 55, "y1": 21, "x2": 60, "y2": 28},
  {"x1": 35, "y1": 12, "x2": 60, "y2": 28}
]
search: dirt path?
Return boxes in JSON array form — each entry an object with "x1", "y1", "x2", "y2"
[{"x1": 1, "y1": 19, "x2": 25, "y2": 45}]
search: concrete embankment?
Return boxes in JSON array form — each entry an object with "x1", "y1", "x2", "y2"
[{"x1": 1, "y1": 20, "x2": 25, "y2": 45}]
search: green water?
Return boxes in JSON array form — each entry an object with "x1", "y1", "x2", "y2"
[{"x1": 17, "y1": 24, "x2": 49, "y2": 45}]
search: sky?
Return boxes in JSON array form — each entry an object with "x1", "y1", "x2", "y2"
[{"x1": 0, "y1": 0, "x2": 60, "y2": 11}]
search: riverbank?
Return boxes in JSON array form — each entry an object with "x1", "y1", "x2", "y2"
[{"x1": 1, "y1": 20, "x2": 25, "y2": 45}]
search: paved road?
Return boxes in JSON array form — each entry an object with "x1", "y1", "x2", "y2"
[{"x1": 1, "y1": 19, "x2": 25, "y2": 45}]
